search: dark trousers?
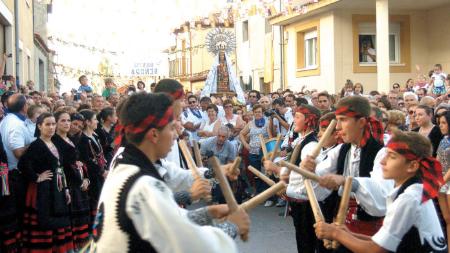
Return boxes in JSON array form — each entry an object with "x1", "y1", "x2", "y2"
[
  {"x1": 290, "y1": 199, "x2": 335, "y2": 253},
  {"x1": 248, "y1": 153, "x2": 268, "y2": 194},
  {"x1": 290, "y1": 201, "x2": 318, "y2": 253}
]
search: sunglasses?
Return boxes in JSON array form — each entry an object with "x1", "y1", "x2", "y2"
[
  {"x1": 408, "y1": 110, "x2": 415, "y2": 115},
  {"x1": 188, "y1": 101, "x2": 197, "y2": 104}
]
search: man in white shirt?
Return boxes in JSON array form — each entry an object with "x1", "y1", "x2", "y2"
[
  {"x1": 181, "y1": 95, "x2": 203, "y2": 144},
  {"x1": 0, "y1": 94, "x2": 33, "y2": 171}
]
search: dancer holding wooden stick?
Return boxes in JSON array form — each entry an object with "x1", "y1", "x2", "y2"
[
  {"x1": 315, "y1": 131, "x2": 447, "y2": 253},
  {"x1": 263, "y1": 104, "x2": 324, "y2": 253},
  {"x1": 301, "y1": 96, "x2": 391, "y2": 242}
]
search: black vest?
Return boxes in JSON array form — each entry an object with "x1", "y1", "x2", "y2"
[
  {"x1": 392, "y1": 177, "x2": 447, "y2": 253},
  {"x1": 94, "y1": 145, "x2": 160, "y2": 253},
  {"x1": 293, "y1": 132, "x2": 318, "y2": 166},
  {"x1": 335, "y1": 137, "x2": 384, "y2": 221}
]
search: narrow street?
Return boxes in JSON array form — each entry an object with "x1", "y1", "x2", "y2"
[{"x1": 236, "y1": 205, "x2": 296, "y2": 253}]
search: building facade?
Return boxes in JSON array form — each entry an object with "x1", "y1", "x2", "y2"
[
  {"x1": 33, "y1": 0, "x2": 54, "y2": 92},
  {"x1": 269, "y1": 0, "x2": 450, "y2": 93},
  {"x1": 0, "y1": 0, "x2": 52, "y2": 92},
  {"x1": 168, "y1": 14, "x2": 236, "y2": 92},
  {"x1": 235, "y1": 0, "x2": 283, "y2": 93}
]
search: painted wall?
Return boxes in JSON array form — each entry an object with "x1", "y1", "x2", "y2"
[
  {"x1": 282, "y1": 2, "x2": 450, "y2": 94},
  {"x1": 236, "y1": 13, "x2": 282, "y2": 93},
  {"x1": 284, "y1": 11, "x2": 337, "y2": 93}
]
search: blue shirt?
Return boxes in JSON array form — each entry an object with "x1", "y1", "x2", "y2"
[
  {"x1": 200, "y1": 137, "x2": 236, "y2": 164},
  {"x1": 78, "y1": 85, "x2": 93, "y2": 93}
]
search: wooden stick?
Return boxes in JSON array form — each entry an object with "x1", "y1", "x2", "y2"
[
  {"x1": 178, "y1": 140, "x2": 201, "y2": 179},
  {"x1": 269, "y1": 135, "x2": 282, "y2": 161},
  {"x1": 231, "y1": 157, "x2": 242, "y2": 175},
  {"x1": 289, "y1": 142, "x2": 301, "y2": 164},
  {"x1": 192, "y1": 140, "x2": 203, "y2": 168},
  {"x1": 259, "y1": 134, "x2": 268, "y2": 159},
  {"x1": 209, "y1": 156, "x2": 248, "y2": 241},
  {"x1": 332, "y1": 177, "x2": 353, "y2": 249},
  {"x1": 179, "y1": 140, "x2": 212, "y2": 202},
  {"x1": 279, "y1": 120, "x2": 337, "y2": 181},
  {"x1": 310, "y1": 119, "x2": 337, "y2": 158},
  {"x1": 279, "y1": 160, "x2": 320, "y2": 182},
  {"x1": 304, "y1": 179, "x2": 332, "y2": 249},
  {"x1": 248, "y1": 166, "x2": 275, "y2": 186},
  {"x1": 240, "y1": 182, "x2": 286, "y2": 211}
]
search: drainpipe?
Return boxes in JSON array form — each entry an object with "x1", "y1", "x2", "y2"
[
  {"x1": 14, "y1": 0, "x2": 20, "y2": 89},
  {"x1": 280, "y1": 25, "x2": 284, "y2": 90},
  {"x1": 279, "y1": 0, "x2": 284, "y2": 90}
]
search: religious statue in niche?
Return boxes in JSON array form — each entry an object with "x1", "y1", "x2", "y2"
[{"x1": 202, "y1": 28, "x2": 245, "y2": 104}]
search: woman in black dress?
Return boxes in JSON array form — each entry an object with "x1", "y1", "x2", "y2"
[
  {"x1": 53, "y1": 111, "x2": 91, "y2": 250},
  {"x1": 95, "y1": 107, "x2": 117, "y2": 168},
  {"x1": 77, "y1": 110, "x2": 107, "y2": 224},
  {"x1": 18, "y1": 112, "x2": 74, "y2": 253}
]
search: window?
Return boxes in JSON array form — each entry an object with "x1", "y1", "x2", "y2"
[
  {"x1": 295, "y1": 20, "x2": 320, "y2": 77},
  {"x1": 352, "y1": 15, "x2": 411, "y2": 73},
  {"x1": 304, "y1": 30, "x2": 317, "y2": 68},
  {"x1": 243, "y1": 20, "x2": 249, "y2": 42},
  {"x1": 358, "y1": 23, "x2": 400, "y2": 64}
]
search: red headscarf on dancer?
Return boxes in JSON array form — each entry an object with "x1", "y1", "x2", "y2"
[
  {"x1": 114, "y1": 106, "x2": 174, "y2": 146},
  {"x1": 169, "y1": 89, "x2": 185, "y2": 100},
  {"x1": 296, "y1": 105, "x2": 320, "y2": 131},
  {"x1": 386, "y1": 140, "x2": 444, "y2": 203},
  {"x1": 335, "y1": 105, "x2": 384, "y2": 147}
]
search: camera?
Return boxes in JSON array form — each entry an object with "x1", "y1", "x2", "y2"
[
  {"x1": 264, "y1": 109, "x2": 276, "y2": 117},
  {"x1": 225, "y1": 123, "x2": 234, "y2": 130},
  {"x1": 2, "y1": 75, "x2": 13, "y2": 81}
]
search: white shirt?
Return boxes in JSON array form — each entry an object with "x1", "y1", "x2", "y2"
[
  {"x1": 372, "y1": 183, "x2": 446, "y2": 252},
  {"x1": 181, "y1": 109, "x2": 203, "y2": 143},
  {"x1": 316, "y1": 145, "x2": 394, "y2": 216},
  {"x1": 95, "y1": 164, "x2": 238, "y2": 253},
  {"x1": 273, "y1": 108, "x2": 294, "y2": 137},
  {"x1": 0, "y1": 114, "x2": 34, "y2": 170},
  {"x1": 286, "y1": 135, "x2": 319, "y2": 200}
]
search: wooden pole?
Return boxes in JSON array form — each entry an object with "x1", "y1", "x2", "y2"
[
  {"x1": 269, "y1": 135, "x2": 282, "y2": 161},
  {"x1": 304, "y1": 179, "x2": 332, "y2": 249},
  {"x1": 248, "y1": 165, "x2": 275, "y2": 186},
  {"x1": 279, "y1": 160, "x2": 320, "y2": 182},
  {"x1": 231, "y1": 156, "x2": 242, "y2": 175},
  {"x1": 279, "y1": 120, "x2": 337, "y2": 181},
  {"x1": 178, "y1": 140, "x2": 201, "y2": 179},
  {"x1": 192, "y1": 140, "x2": 203, "y2": 168},
  {"x1": 289, "y1": 142, "x2": 301, "y2": 164},
  {"x1": 259, "y1": 134, "x2": 268, "y2": 159},
  {"x1": 332, "y1": 177, "x2": 353, "y2": 249},
  {"x1": 209, "y1": 156, "x2": 248, "y2": 241},
  {"x1": 240, "y1": 182, "x2": 286, "y2": 211}
]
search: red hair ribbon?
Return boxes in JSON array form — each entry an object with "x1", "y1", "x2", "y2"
[
  {"x1": 387, "y1": 141, "x2": 444, "y2": 203},
  {"x1": 296, "y1": 107, "x2": 319, "y2": 130},
  {"x1": 114, "y1": 106, "x2": 174, "y2": 146},
  {"x1": 319, "y1": 119, "x2": 331, "y2": 128},
  {"x1": 335, "y1": 106, "x2": 384, "y2": 147},
  {"x1": 170, "y1": 89, "x2": 185, "y2": 100}
]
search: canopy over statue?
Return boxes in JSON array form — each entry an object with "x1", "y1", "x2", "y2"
[{"x1": 201, "y1": 28, "x2": 245, "y2": 104}]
